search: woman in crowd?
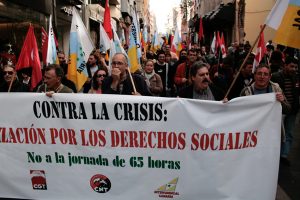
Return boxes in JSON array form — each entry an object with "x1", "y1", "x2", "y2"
[
  {"x1": 88, "y1": 67, "x2": 108, "y2": 94},
  {"x1": 142, "y1": 59, "x2": 163, "y2": 96}
]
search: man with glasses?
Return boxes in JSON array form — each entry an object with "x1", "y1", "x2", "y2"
[
  {"x1": 0, "y1": 64, "x2": 29, "y2": 92},
  {"x1": 240, "y1": 64, "x2": 291, "y2": 164},
  {"x1": 102, "y1": 53, "x2": 151, "y2": 96},
  {"x1": 240, "y1": 64, "x2": 288, "y2": 105}
]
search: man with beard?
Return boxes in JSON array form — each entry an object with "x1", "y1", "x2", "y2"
[
  {"x1": 83, "y1": 53, "x2": 100, "y2": 93},
  {"x1": 178, "y1": 61, "x2": 224, "y2": 100}
]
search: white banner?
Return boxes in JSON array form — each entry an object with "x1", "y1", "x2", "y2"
[{"x1": 0, "y1": 93, "x2": 281, "y2": 200}]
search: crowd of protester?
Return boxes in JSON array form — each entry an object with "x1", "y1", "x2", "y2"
[{"x1": 0, "y1": 40, "x2": 300, "y2": 166}]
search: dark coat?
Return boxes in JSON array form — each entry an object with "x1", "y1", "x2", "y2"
[
  {"x1": 0, "y1": 80, "x2": 29, "y2": 92},
  {"x1": 271, "y1": 71, "x2": 299, "y2": 114},
  {"x1": 102, "y1": 73, "x2": 152, "y2": 96}
]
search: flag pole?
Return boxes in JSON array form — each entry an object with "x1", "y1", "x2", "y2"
[
  {"x1": 7, "y1": 73, "x2": 16, "y2": 92},
  {"x1": 127, "y1": 68, "x2": 137, "y2": 94},
  {"x1": 224, "y1": 24, "x2": 266, "y2": 99}
]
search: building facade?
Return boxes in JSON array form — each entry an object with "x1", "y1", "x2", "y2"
[
  {"x1": 0, "y1": 0, "x2": 156, "y2": 67},
  {"x1": 0, "y1": 0, "x2": 51, "y2": 66},
  {"x1": 0, "y1": 0, "x2": 85, "y2": 66},
  {"x1": 244, "y1": 0, "x2": 276, "y2": 46},
  {"x1": 182, "y1": 0, "x2": 276, "y2": 50}
]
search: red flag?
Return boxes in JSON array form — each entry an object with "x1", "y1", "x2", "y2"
[
  {"x1": 41, "y1": 27, "x2": 48, "y2": 65},
  {"x1": 212, "y1": 31, "x2": 221, "y2": 55},
  {"x1": 54, "y1": 32, "x2": 59, "y2": 48},
  {"x1": 42, "y1": 26, "x2": 58, "y2": 64},
  {"x1": 216, "y1": 31, "x2": 221, "y2": 51},
  {"x1": 16, "y1": 25, "x2": 42, "y2": 91},
  {"x1": 253, "y1": 26, "x2": 266, "y2": 72},
  {"x1": 198, "y1": 16, "x2": 204, "y2": 42},
  {"x1": 103, "y1": 0, "x2": 113, "y2": 40},
  {"x1": 220, "y1": 33, "x2": 227, "y2": 58}
]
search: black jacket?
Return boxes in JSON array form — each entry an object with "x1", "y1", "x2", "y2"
[
  {"x1": 102, "y1": 73, "x2": 152, "y2": 96},
  {"x1": 178, "y1": 83, "x2": 224, "y2": 101},
  {"x1": 271, "y1": 71, "x2": 299, "y2": 114},
  {"x1": 0, "y1": 80, "x2": 29, "y2": 92}
]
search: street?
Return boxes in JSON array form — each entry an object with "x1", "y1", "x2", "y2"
[{"x1": 277, "y1": 112, "x2": 300, "y2": 199}]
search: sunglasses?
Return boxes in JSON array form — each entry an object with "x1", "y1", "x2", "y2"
[
  {"x1": 96, "y1": 74, "x2": 106, "y2": 78},
  {"x1": 3, "y1": 71, "x2": 13, "y2": 75}
]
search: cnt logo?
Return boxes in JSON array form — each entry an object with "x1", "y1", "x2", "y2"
[
  {"x1": 90, "y1": 174, "x2": 111, "y2": 193},
  {"x1": 30, "y1": 170, "x2": 47, "y2": 190},
  {"x1": 154, "y1": 177, "x2": 180, "y2": 198}
]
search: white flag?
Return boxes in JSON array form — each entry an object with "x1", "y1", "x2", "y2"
[
  {"x1": 210, "y1": 32, "x2": 216, "y2": 54},
  {"x1": 131, "y1": 7, "x2": 142, "y2": 59},
  {"x1": 265, "y1": 0, "x2": 289, "y2": 30},
  {"x1": 112, "y1": 28, "x2": 126, "y2": 55},
  {"x1": 67, "y1": 7, "x2": 94, "y2": 91},
  {"x1": 100, "y1": 23, "x2": 111, "y2": 52},
  {"x1": 46, "y1": 15, "x2": 57, "y2": 65},
  {"x1": 171, "y1": 26, "x2": 181, "y2": 53}
]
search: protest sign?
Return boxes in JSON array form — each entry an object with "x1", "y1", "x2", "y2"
[{"x1": 0, "y1": 93, "x2": 281, "y2": 199}]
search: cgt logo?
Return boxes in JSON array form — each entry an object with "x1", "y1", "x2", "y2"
[
  {"x1": 30, "y1": 170, "x2": 47, "y2": 190},
  {"x1": 90, "y1": 174, "x2": 111, "y2": 193}
]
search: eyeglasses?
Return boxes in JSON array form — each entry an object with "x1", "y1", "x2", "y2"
[
  {"x1": 112, "y1": 61, "x2": 125, "y2": 66},
  {"x1": 3, "y1": 71, "x2": 13, "y2": 75},
  {"x1": 96, "y1": 74, "x2": 107, "y2": 78},
  {"x1": 256, "y1": 72, "x2": 270, "y2": 77}
]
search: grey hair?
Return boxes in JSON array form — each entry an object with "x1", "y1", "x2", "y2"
[
  {"x1": 3, "y1": 64, "x2": 15, "y2": 70},
  {"x1": 113, "y1": 53, "x2": 129, "y2": 65},
  {"x1": 190, "y1": 61, "x2": 208, "y2": 77}
]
